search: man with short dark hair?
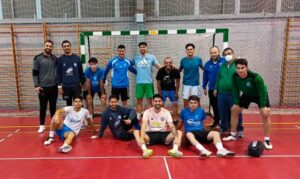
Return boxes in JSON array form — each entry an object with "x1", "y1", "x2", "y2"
[
  {"x1": 133, "y1": 42, "x2": 160, "y2": 119},
  {"x1": 32, "y1": 40, "x2": 58, "y2": 133},
  {"x1": 98, "y1": 95, "x2": 140, "y2": 140},
  {"x1": 134, "y1": 94, "x2": 182, "y2": 158},
  {"x1": 156, "y1": 57, "x2": 180, "y2": 120},
  {"x1": 177, "y1": 95, "x2": 235, "y2": 157},
  {"x1": 223, "y1": 58, "x2": 273, "y2": 150},
  {"x1": 57, "y1": 40, "x2": 85, "y2": 106},
  {"x1": 103, "y1": 44, "x2": 136, "y2": 106},
  {"x1": 179, "y1": 43, "x2": 203, "y2": 107},
  {"x1": 85, "y1": 57, "x2": 106, "y2": 114},
  {"x1": 43, "y1": 96, "x2": 96, "y2": 153}
]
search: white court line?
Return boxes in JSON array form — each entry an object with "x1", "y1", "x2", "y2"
[
  {"x1": 163, "y1": 157, "x2": 172, "y2": 179},
  {"x1": 6, "y1": 129, "x2": 20, "y2": 138},
  {"x1": 1, "y1": 155, "x2": 300, "y2": 161},
  {"x1": 0, "y1": 139, "x2": 4, "y2": 143}
]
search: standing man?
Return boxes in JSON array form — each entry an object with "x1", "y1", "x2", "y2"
[
  {"x1": 98, "y1": 95, "x2": 140, "y2": 140},
  {"x1": 214, "y1": 48, "x2": 244, "y2": 136},
  {"x1": 179, "y1": 43, "x2": 203, "y2": 107},
  {"x1": 103, "y1": 44, "x2": 137, "y2": 106},
  {"x1": 43, "y1": 96, "x2": 96, "y2": 153},
  {"x1": 156, "y1": 57, "x2": 180, "y2": 120},
  {"x1": 134, "y1": 94, "x2": 182, "y2": 158},
  {"x1": 32, "y1": 40, "x2": 58, "y2": 133},
  {"x1": 133, "y1": 42, "x2": 160, "y2": 119},
  {"x1": 57, "y1": 40, "x2": 85, "y2": 106},
  {"x1": 202, "y1": 46, "x2": 225, "y2": 128},
  {"x1": 177, "y1": 95, "x2": 235, "y2": 157},
  {"x1": 85, "y1": 57, "x2": 106, "y2": 114},
  {"x1": 222, "y1": 58, "x2": 273, "y2": 150}
]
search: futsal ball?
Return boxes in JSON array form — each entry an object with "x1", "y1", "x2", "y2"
[{"x1": 248, "y1": 141, "x2": 264, "y2": 157}]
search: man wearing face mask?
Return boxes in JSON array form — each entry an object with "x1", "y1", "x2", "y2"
[
  {"x1": 202, "y1": 46, "x2": 225, "y2": 128},
  {"x1": 214, "y1": 48, "x2": 244, "y2": 136}
]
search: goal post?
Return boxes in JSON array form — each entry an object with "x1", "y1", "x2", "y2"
[{"x1": 79, "y1": 28, "x2": 229, "y2": 63}]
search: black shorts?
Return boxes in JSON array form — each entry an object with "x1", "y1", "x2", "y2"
[
  {"x1": 112, "y1": 87, "x2": 129, "y2": 101},
  {"x1": 146, "y1": 131, "x2": 171, "y2": 145},
  {"x1": 187, "y1": 130, "x2": 212, "y2": 144},
  {"x1": 239, "y1": 94, "x2": 270, "y2": 109},
  {"x1": 63, "y1": 85, "x2": 82, "y2": 100}
]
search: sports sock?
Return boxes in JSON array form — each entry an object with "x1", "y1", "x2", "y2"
[
  {"x1": 215, "y1": 143, "x2": 224, "y2": 150},
  {"x1": 264, "y1": 137, "x2": 270, "y2": 141},
  {"x1": 173, "y1": 144, "x2": 178, "y2": 151},
  {"x1": 141, "y1": 144, "x2": 147, "y2": 151},
  {"x1": 49, "y1": 131, "x2": 55, "y2": 138},
  {"x1": 195, "y1": 143, "x2": 205, "y2": 151}
]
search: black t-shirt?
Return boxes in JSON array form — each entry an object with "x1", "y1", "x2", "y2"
[{"x1": 156, "y1": 67, "x2": 180, "y2": 90}]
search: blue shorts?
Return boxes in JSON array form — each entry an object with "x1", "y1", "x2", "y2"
[
  {"x1": 55, "y1": 124, "x2": 75, "y2": 141},
  {"x1": 162, "y1": 90, "x2": 178, "y2": 103}
]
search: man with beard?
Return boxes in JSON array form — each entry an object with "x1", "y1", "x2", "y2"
[
  {"x1": 134, "y1": 94, "x2": 183, "y2": 158},
  {"x1": 32, "y1": 40, "x2": 58, "y2": 133},
  {"x1": 156, "y1": 57, "x2": 180, "y2": 121},
  {"x1": 98, "y1": 95, "x2": 140, "y2": 140},
  {"x1": 57, "y1": 40, "x2": 85, "y2": 106}
]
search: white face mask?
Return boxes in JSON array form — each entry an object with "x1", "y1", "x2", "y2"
[{"x1": 225, "y1": 55, "x2": 233, "y2": 62}]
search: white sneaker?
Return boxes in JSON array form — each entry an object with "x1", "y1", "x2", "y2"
[
  {"x1": 222, "y1": 135, "x2": 237, "y2": 142},
  {"x1": 168, "y1": 149, "x2": 183, "y2": 158},
  {"x1": 264, "y1": 140, "x2": 273, "y2": 150},
  {"x1": 38, "y1": 125, "x2": 45, "y2": 133},
  {"x1": 200, "y1": 149, "x2": 212, "y2": 157},
  {"x1": 217, "y1": 148, "x2": 235, "y2": 157},
  {"x1": 57, "y1": 145, "x2": 72, "y2": 153},
  {"x1": 44, "y1": 137, "x2": 54, "y2": 145}
]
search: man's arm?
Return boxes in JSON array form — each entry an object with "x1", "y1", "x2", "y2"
[
  {"x1": 202, "y1": 65, "x2": 208, "y2": 95},
  {"x1": 98, "y1": 112, "x2": 108, "y2": 138},
  {"x1": 157, "y1": 80, "x2": 162, "y2": 95},
  {"x1": 128, "y1": 60, "x2": 137, "y2": 75},
  {"x1": 86, "y1": 78, "x2": 92, "y2": 95},
  {"x1": 87, "y1": 117, "x2": 97, "y2": 135},
  {"x1": 255, "y1": 75, "x2": 268, "y2": 108},
  {"x1": 175, "y1": 78, "x2": 180, "y2": 99},
  {"x1": 103, "y1": 60, "x2": 113, "y2": 82},
  {"x1": 78, "y1": 61, "x2": 86, "y2": 86}
]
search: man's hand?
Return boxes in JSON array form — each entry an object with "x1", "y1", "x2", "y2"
[
  {"x1": 203, "y1": 89, "x2": 207, "y2": 96},
  {"x1": 58, "y1": 88, "x2": 63, "y2": 95},
  {"x1": 123, "y1": 119, "x2": 132, "y2": 125},
  {"x1": 231, "y1": 104, "x2": 240, "y2": 112},
  {"x1": 213, "y1": 90, "x2": 218, "y2": 97},
  {"x1": 35, "y1": 87, "x2": 43, "y2": 94}
]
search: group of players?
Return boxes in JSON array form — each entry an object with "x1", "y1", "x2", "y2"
[{"x1": 33, "y1": 40, "x2": 272, "y2": 157}]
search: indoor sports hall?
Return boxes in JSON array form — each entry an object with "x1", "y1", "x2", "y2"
[{"x1": 0, "y1": 1, "x2": 300, "y2": 179}]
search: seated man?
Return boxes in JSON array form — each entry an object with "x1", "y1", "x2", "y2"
[
  {"x1": 178, "y1": 95, "x2": 235, "y2": 157},
  {"x1": 98, "y1": 95, "x2": 140, "y2": 140},
  {"x1": 223, "y1": 58, "x2": 273, "y2": 150},
  {"x1": 44, "y1": 96, "x2": 96, "y2": 153},
  {"x1": 134, "y1": 94, "x2": 182, "y2": 158}
]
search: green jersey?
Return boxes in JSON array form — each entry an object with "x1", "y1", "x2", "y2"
[{"x1": 232, "y1": 70, "x2": 268, "y2": 107}]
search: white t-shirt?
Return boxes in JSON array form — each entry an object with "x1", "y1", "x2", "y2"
[
  {"x1": 142, "y1": 107, "x2": 173, "y2": 132},
  {"x1": 63, "y1": 106, "x2": 91, "y2": 135}
]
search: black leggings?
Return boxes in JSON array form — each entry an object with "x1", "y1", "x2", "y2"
[
  {"x1": 39, "y1": 86, "x2": 58, "y2": 125},
  {"x1": 209, "y1": 90, "x2": 219, "y2": 124}
]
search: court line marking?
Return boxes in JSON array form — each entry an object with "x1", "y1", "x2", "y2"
[
  {"x1": 163, "y1": 157, "x2": 172, "y2": 179},
  {"x1": 0, "y1": 139, "x2": 5, "y2": 143},
  {"x1": 6, "y1": 129, "x2": 20, "y2": 138},
  {"x1": 1, "y1": 155, "x2": 300, "y2": 161}
]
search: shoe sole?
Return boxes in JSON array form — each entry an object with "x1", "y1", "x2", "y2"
[
  {"x1": 62, "y1": 146, "x2": 72, "y2": 153},
  {"x1": 217, "y1": 153, "x2": 236, "y2": 158}
]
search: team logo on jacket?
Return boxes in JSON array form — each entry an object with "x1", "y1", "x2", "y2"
[
  {"x1": 246, "y1": 82, "x2": 251, "y2": 87},
  {"x1": 160, "y1": 117, "x2": 165, "y2": 121},
  {"x1": 74, "y1": 63, "x2": 77, "y2": 67}
]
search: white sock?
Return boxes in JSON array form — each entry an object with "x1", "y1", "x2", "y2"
[
  {"x1": 40, "y1": 125, "x2": 45, "y2": 128},
  {"x1": 230, "y1": 132, "x2": 237, "y2": 137},
  {"x1": 173, "y1": 144, "x2": 178, "y2": 151},
  {"x1": 195, "y1": 143, "x2": 205, "y2": 151},
  {"x1": 49, "y1": 131, "x2": 55, "y2": 138},
  {"x1": 62, "y1": 143, "x2": 68, "y2": 147},
  {"x1": 141, "y1": 144, "x2": 147, "y2": 151},
  {"x1": 264, "y1": 137, "x2": 270, "y2": 141},
  {"x1": 215, "y1": 143, "x2": 224, "y2": 150}
]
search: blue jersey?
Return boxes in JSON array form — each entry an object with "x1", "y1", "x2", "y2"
[
  {"x1": 202, "y1": 57, "x2": 226, "y2": 90},
  {"x1": 85, "y1": 66, "x2": 104, "y2": 93},
  {"x1": 103, "y1": 56, "x2": 136, "y2": 88},
  {"x1": 132, "y1": 54, "x2": 158, "y2": 84},
  {"x1": 180, "y1": 56, "x2": 203, "y2": 86},
  {"x1": 180, "y1": 107, "x2": 206, "y2": 133}
]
